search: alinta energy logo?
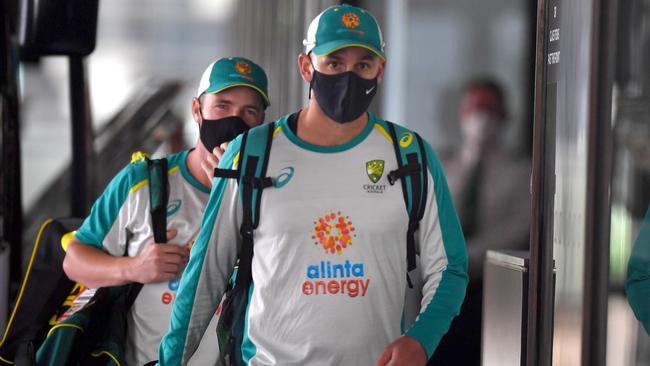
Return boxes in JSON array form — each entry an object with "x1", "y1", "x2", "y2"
[
  {"x1": 302, "y1": 211, "x2": 370, "y2": 298},
  {"x1": 311, "y1": 211, "x2": 355, "y2": 254}
]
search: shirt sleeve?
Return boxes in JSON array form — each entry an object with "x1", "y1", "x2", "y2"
[
  {"x1": 158, "y1": 137, "x2": 243, "y2": 366},
  {"x1": 74, "y1": 162, "x2": 147, "y2": 256},
  {"x1": 404, "y1": 140, "x2": 469, "y2": 358}
]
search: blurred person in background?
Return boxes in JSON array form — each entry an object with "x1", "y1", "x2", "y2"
[
  {"x1": 62, "y1": 57, "x2": 269, "y2": 366},
  {"x1": 431, "y1": 79, "x2": 531, "y2": 365}
]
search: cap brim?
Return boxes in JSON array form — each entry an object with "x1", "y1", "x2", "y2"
[
  {"x1": 205, "y1": 82, "x2": 271, "y2": 107},
  {"x1": 311, "y1": 39, "x2": 385, "y2": 61}
]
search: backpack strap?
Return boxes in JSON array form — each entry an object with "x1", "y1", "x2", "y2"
[
  {"x1": 385, "y1": 122, "x2": 428, "y2": 288},
  {"x1": 147, "y1": 158, "x2": 169, "y2": 244},
  {"x1": 213, "y1": 123, "x2": 276, "y2": 290},
  {"x1": 126, "y1": 153, "x2": 170, "y2": 308}
]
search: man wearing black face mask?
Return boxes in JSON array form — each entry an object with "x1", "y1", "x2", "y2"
[
  {"x1": 63, "y1": 57, "x2": 268, "y2": 365},
  {"x1": 159, "y1": 5, "x2": 467, "y2": 366}
]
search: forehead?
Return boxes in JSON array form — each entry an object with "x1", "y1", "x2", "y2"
[
  {"x1": 204, "y1": 86, "x2": 262, "y2": 106},
  {"x1": 317, "y1": 46, "x2": 378, "y2": 61}
]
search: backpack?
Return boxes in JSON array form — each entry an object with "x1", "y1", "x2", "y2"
[
  {"x1": 0, "y1": 155, "x2": 169, "y2": 366},
  {"x1": 213, "y1": 120, "x2": 429, "y2": 366}
]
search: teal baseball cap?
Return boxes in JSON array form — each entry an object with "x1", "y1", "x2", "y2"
[
  {"x1": 196, "y1": 57, "x2": 270, "y2": 107},
  {"x1": 303, "y1": 4, "x2": 385, "y2": 60}
]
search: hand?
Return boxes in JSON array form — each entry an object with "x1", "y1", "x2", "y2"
[
  {"x1": 375, "y1": 336, "x2": 427, "y2": 366},
  {"x1": 126, "y1": 230, "x2": 188, "y2": 284},
  {"x1": 200, "y1": 143, "x2": 228, "y2": 188}
]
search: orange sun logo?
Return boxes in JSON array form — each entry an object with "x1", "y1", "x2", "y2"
[
  {"x1": 341, "y1": 13, "x2": 360, "y2": 29},
  {"x1": 312, "y1": 211, "x2": 356, "y2": 255},
  {"x1": 235, "y1": 62, "x2": 252, "y2": 75}
]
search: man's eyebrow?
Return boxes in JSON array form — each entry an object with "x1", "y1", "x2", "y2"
[
  {"x1": 361, "y1": 53, "x2": 376, "y2": 61},
  {"x1": 211, "y1": 98, "x2": 233, "y2": 105},
  {"x1": 324, "y1": 54, "x2": 343, "y2": 61}
]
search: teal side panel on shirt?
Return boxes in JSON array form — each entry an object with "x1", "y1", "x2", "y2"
[
  {"x1": 627, "y1": 203, "x2": 650, "y2": 334},
  {"x1": 405, "y1": 140, "x2": 468, "y2": 358},
  {"x1": 158, "y1": 138, "x2": 242, "y2": 366},
  {"x1": 74, "y1": 162, "x2": 149, "y2": 249}
]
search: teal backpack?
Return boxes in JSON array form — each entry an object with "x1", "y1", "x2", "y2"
[{"x1": 213, "y1": 119, "x2": 429, "y2": 366}]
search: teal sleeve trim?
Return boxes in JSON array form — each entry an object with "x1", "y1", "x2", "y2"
[
  {"x1": 174, "y1": 149, "x2": 211, "y2": 194},
  {"x1": 405, "y1": 140, "x2": 468, "y2": 358},
  {"x1": 158, "y1": 139, "x2": 241, "y2": 366},
  {"x1": 626, "y1": 204, "x2": 650, "y2": 335},
  {"x1": 74, "y1": 163, "x2": 147, "y2": 249}
]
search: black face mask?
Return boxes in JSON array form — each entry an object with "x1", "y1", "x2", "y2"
[
  {"x1": 310, "y1": 70, "x2": 378, "y2": 124},
  {"x1": 199, "y1": 115, "x2": 250, "y2": 152}
]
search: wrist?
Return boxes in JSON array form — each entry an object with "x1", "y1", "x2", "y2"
[{"x1": 119, "y1": 255, "x2": 137, "y2": 284}]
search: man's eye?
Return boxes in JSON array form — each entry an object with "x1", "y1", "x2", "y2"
[
  {"x1": 216, "y1": 104, "x2": 228, "y2": 110},
  {"x1": 358, "y1": 63, "x2": 370, "y2": 70},
  {"x1": 327, "y1": 61, "x2": 339, "y2": 68}
]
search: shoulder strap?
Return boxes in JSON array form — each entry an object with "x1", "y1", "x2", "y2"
[
  {"x1": 235, "y1": 123, "x2": 275, "y2": 290},
  {"x1": 147, "y1": 158, "x2": 169, "y2": 244},
  {"x1": 124, "y1": 155, "x2": 168, "y2": 309},
  {"x1": 385, "y1": 122, "x2": 428, "y2": 287},
  {"x1": 213, "y1": 123, "x2": 276, "y2": 290},
  {"x1": 130, "y1": 151, "x2": 170, "y2": 244}
]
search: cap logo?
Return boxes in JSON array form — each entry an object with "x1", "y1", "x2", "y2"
[
  {"x1": 234, "y1": 61, "x2": 252, "y2": 76},
  {"x1": 341, "y1": 13, "x2": 360, "y2": 29}
]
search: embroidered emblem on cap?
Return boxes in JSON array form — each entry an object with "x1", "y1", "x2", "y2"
[
  {"x1": 341, "y1": 12, "x2": 360, "y2": 29},
  {"x1": 235, "y1": 61, "x2": 252, "y2": 76}
]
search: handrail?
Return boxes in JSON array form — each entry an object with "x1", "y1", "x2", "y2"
[{"x1": 22, "y1": 81, "x2": 184, "y2": 253}]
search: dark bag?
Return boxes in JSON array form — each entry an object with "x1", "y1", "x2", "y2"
[{"x1": 0, "y1": 156, "x2": 169, "y2": 366}]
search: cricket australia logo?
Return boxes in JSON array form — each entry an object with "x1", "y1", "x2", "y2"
[
  {"x1": 366, "y1": 160, "x2": 384, "y2": 183},
  {"x1": 364, "y1": 160, "x2": 386, "y2": 194}
]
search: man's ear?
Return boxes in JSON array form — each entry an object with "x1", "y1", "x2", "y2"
[
  {"x1": 191, "y1": 97, "x2": 202, "y2": 125},
  {"x1": 298, "y1": 52, "x2": 314, "y2": 83},
  {"x1": 376, "y1": 60, "x2": 386, "y2": 83}
]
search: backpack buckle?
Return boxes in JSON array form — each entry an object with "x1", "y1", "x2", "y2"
[
  {"x1": 408, "y1": 221, "x2": 420, "y2": 232},
  {"x1": 240, "y1": 224, "x2": 254, "y2": 238},
  {"x1": 387, "y1": 163, "x2": 421, "y2": 186},
  {"x1": 242, "y1": 176, "x2": 274, "y2": 189}
]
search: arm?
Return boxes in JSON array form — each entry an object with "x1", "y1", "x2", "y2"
[
  {"x1": 404, "y1": 142, "x2": 469, "y2": 358},
  {"x1": 62, "y1": 161, "x2": 186, "y2": 288},
  {"x1": 63, "y1": 231, "x2": 185, "y2": 288},
  {"x1": 158, "y1": 138, "x2": 243, "y2": 366}
]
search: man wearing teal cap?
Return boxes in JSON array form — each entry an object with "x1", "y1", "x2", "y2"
[
  {"x1": 159, "y1": 4, "x2": 467, "y2": 366},
  {"x1": 63, "y1": 56, "x2": 269, "y2": 365}
]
